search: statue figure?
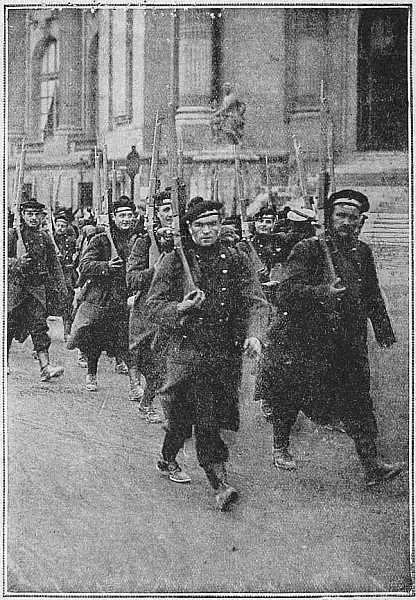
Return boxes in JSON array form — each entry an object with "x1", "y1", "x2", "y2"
[{"x1": 211, "y1": 83, "x2": 246, "y2": 145}]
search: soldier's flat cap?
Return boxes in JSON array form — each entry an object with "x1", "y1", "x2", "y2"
[
  {"x1": 326, "y1": 189, "x2": 369, "y2": 214},
  {"x1": 254, "y1": 205, "x2": 276, "y2": 220},
  {"x1": 55, "y1": 210, "x2": 70, "y2": 223},
  {"x1": 155, "y1": 188, "x2": 172, "y2": 207},
  {"x1": 113, "y1": 196, "x2": 136, "y2": 213},
  {"x1": 184, "y1": 196, "x2": 223, "y2": 223},
  {"x1": 222, "y1": 215, "x2": 242, "y2": 228},
  {"x1": 287, "y1": 207, "x2": 317, "y2": 222},
  {"x1": 20, "y1": 199, "x2": 46, "y2": 212}
]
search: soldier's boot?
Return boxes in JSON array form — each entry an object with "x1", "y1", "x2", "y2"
[
  {"x1": 63, "y1": 319, "x2": 72, "y2": 343},
  {"x1": 355, "y1": 438, "x2": 405, "y2": 487},
  {"x1": 272, "y1": 447, "x2": 297, "y2": 471},
  {"x1": 6, "y1": 335, "x2": 12, "y2": 374},
  {"x1": 204, "y1": 463, "x2": 239, "y2": 511},
  {"x1": 37, "y1": 350, "x2": 64, "y2": 382},
  {"x1": 128, "y1": 366, "x2": 145, "y2": 402},
  {"x1": 115, "y1": 357, "x2": 128, "y2": 375}
]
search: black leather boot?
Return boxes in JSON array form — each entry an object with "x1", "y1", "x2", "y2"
[
  {"x1": 355, "y1": 437, "x2": 404, "y2": 487},
  {"x1": 204, "y1": 463, "x2": 239, "y2": 511},
  {"x1": 37, "y1": 350, "x2": 64, "y2": 382}
]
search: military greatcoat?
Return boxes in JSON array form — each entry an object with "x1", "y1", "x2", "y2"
[
  {"x1": 8, "y1": 226, "x2": 67, "y2": 345},
  {"x1": 255, "y1": 236, "x2": 396, "y2": 431},
  {"x1": 68, "y1": 228, "x2": 137, "y2": 356},
  {"x1": 145, "y1": 241, "x2": 269, "y2": 432}
]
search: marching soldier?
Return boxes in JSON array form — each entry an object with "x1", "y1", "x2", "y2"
[
  {"x1": 255, "y1": 190, "x2": 405, "y2": 487},
  {"x1": 72, "y1": 209, "x2": 104, "y2": 368},
  {"x1": 68, "y1": 196, "x2": 142, "y2": 398},
  {"x1": 53, "y1": 210, "x2": 77, "y2": 341},
  {"x1": 127, "y1": 190, "x2": 175, "y2": 424},
  {"x1": 8, "y1": 199, "x2": 67, "y2": 380},
  {"x1": 268, "y1": 207, "x2": 317, "y2": 284},
  {"x1": 249, "y1": 206, "x2": 281, "y2": 281},
  {"x1": 145, "y1": 197, "x2": 269, "y2": 510}
]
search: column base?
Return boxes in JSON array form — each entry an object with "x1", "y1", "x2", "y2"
[{"x1": 176, "y1": 106, "x2": 213, "y2": 151}]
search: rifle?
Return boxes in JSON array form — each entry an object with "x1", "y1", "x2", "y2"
[
  {"x1": 12, "y1": 141, "x2": 27, "y2": 258},
  {"x1": 167, "y1": 102, "x2": 199, "y2": 296},
  {"x1": 265, "y1": 154, "x2": 273, "y2": 209},
  {"x1": 92, "y1": 147, "x2": 101, "y2": 219},
  {"x1": 48, "y1": 172, "x2": 63, "y2": 257},
  {"x1": 327, "y1": 110, "x2": 336, "y2": 196},
  {"x1": 233, "y1": 145, "x2": 266, "y2": 275},
  {"x1": 111, "y1": 161, "x2": 117, "y2": 210},
  {"x1": 96, "y1": 145, "x2": 119, "y2": 260},
  {"x1": 146, "y1": 112, "x2": 162, "y2": 267},
  {"x1": 316, "y1": 80, "x2": 330, "y2": 209},
  {"x1": 292, "y1": 134, "x2": 337, "y2": 284},
  {"x1": 178, "y1": 128, "x2": 184, "y2": 181}
]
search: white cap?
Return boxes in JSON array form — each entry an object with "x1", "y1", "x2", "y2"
[{"x1": 287, "y1": 208, "x2": 316, "y2": 222}]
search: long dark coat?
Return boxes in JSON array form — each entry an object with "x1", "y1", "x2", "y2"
[
  {"x1": 145, "y1": 242, "x2": 269, "y2": 431},
  {"x1": 54, "y1": 230, "x2": 77, "y2": 293},
  {"x1": 8, "y1": 227, "x2": 68, "y2": 319},
  {"x1": 255, "y1": 235, "x2": 396, "y2": 427},
  {"x1": 67, "y1": 229, "x2": 137, "y2": 355}
]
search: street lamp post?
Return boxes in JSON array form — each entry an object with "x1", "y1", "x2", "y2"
[{"x1": 126, "y1": 145, "x2": 140, "y2": 202}]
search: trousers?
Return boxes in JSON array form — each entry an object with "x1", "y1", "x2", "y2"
[{"x1": 8, "y1": 293, "x2": 50, "y2": 352}]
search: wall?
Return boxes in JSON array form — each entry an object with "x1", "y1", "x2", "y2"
[
  {"x1": 221, "y1": 8, "x2": 286, "y2": 153},
  {"x1": 143, "y1": 8, "x2": 171, "y2": 153}
]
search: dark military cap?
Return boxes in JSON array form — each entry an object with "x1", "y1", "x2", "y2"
[
  {"x1": 254, "y1": 205, "x2": 276, "y2": 220},
  {"x1": 55, "y1": 210, "x2": 70, "y2": 223},
  {"x1": 222, "y1": 215, "x2": 242, "y2": 228},
  {"x1": 184, "y1": 196, "x2": 223, "y2": 224},
  {"x1": 113, "y1": 196, "x2": 136, "y2": 213},
  {"x1": 326, "y1": 189, "x2": 370, "y2": 214},
  {"x1": 20, "y1": 199, "x2": 46, "y2": 212},
  {"x1": 155, "y1": 188, "x2": 172, "y2": 207}
]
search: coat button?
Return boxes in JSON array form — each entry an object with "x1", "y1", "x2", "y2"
[
  {"x1": 220, "y1": 253, "x2": 226, "y2": 259},
  {"x1": 222, "y1": 269, "x2": 228, "y2": 274}
]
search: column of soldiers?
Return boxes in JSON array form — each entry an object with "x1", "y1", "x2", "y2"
[{"x1": 7, "y1": 183, "x2": 405, "y2": 511}]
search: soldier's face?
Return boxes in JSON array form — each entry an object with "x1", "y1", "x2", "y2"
[
  {"x1": 255, "y1": 216, "x2": 274, "y2": 235},
  {"x1": 188, "y1": 214, "x2": 221, "y2": 247},
  {"x1": 114, "y1": 209, "x2": 134, "y2": 230},
  {"x1": 55, "y1": 220, "x2": 68, "y2": 235},
  {"x1": 331, "y1": 204, "x2": 361, "y2": 240},
  {"x1": 22, "y1": 209, "x2": 42, "y2": 228},
  {"x1": 157, "y1": 202, "x2": 173, "y2": 228}
]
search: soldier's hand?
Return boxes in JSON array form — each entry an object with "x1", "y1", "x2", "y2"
[
  {"x1": 244, "y1": 337, "x2": 262, "y2": 359},
  {"x1": 17, "y1": 253, "x2": 32, "y2": 271},
  {"x1": 177, "y1": 289, "x2": 206, "y2": 314},
  {"x1": 108, "y1": 257, "x2": 124, "y2": 272},
  {"x1": 328, "y1": 277, "x2": 346, "y2": 297},
  {"x1": 153, "y1": 252, "x2": 166, "y2": 273}
]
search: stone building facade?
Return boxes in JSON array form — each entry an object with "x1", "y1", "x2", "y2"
[{"x1": 7, "y1": 6, "x2": 409, "y2": 216}]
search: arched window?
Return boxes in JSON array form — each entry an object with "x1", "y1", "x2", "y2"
[{"x1": 40, "y1": 39, "x2": 59, "y2": 137}]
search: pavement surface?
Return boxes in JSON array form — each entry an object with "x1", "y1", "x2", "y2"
[{"x1": 5, "y1": 267, "x2": 412, "y2": 595}]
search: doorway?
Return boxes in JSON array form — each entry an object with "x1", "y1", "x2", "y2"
[{"x1": 357, "y1": 8, "x2": 408, "y2": 151}]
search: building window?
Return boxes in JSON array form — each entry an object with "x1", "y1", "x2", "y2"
[
  {"x1": 39, "y1": 39, "x2": 59, "y2": 138},
  {"x1": 286, "y1": 9, "x2": 327, "y2": 112}
]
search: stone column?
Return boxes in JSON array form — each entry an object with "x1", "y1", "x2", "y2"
[
  {"x1": 57, "y1": 8, "x2": 82, "y2": 133},
  {"x1": 8, "y1": 9, "x2": 26, "y2": 138},
  {"x1": 176, "y1": 9, "x2": 214, "y2": 150}
]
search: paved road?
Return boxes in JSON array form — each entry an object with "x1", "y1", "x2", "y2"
[{"x1": 6, "y1": 275, "x2": 412, "y2": 595}]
